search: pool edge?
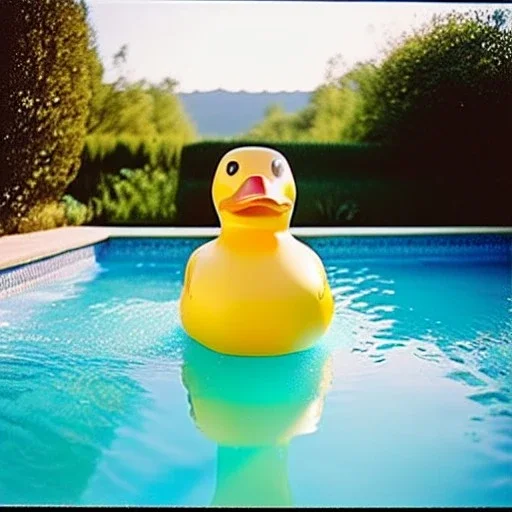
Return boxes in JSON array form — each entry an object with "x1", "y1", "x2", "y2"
[
  {"x1": 0, "y1": 227, "x2": 109, "y2": 272},
  {"x1": 107, "y1": 226, "x2": 512, "y2": 239},
  {"x1": 1, "y1": 225, "x2": 511, "y2": 273}
]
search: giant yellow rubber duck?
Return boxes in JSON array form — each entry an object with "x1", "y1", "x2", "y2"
[{"x1": 179, "y1": 146, "x2": 334, "y2": 356}]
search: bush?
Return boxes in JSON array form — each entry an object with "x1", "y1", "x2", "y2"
[
  {"x1": 349, "y1": 10, "x2": 512, "y2": 177},
  {"x1": 16, "y1": 202, "x2": 68, "y2": 234},
  {"x1": 0, "y1": 0, "x2": 94, "y2": 235},
  {"x1": 61, "y1": 194, "x2": 92, "y2": 226},
  {"x1": 313, "y1": 187, "x2": 359, "y2": 225},
  {"x1": 67, "y1": 135, "x2": 186, "y2": 204},
  {"x1": 90, "y1": 166, "x2": 179, "y2": 225},
  {"x1": 16, "y1": 195, "x2": 91, "y2": 234}
]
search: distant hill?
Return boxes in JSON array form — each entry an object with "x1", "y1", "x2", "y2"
[{"x1": 178, "y1": 90, "x2": 311, "y2": 139}]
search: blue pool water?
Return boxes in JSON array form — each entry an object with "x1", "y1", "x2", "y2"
[{"x1": 0, "y1": 235, "x2": 511, "y2": 507}]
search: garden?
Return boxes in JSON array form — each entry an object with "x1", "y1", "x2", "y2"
[{"x1": 1, "y1": 1, "x2": 511, "y2": 235}]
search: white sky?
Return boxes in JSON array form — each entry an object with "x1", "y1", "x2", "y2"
[{"x1": 87, "y1": 1, "x2": 505, "y2": 92}]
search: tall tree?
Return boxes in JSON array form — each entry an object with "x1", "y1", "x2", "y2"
[{"x1": 0, "y1": 0, "x2": 94, "y2": 234}]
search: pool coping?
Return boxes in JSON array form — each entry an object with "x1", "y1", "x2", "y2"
[
  {"x1": 0, "y1": 225, "x2": 511, "y2": 272},
  {"x1": 0, "y1": 227, "x2": 109, "y2": 272}
]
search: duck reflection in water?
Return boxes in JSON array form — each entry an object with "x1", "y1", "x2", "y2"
[{"x1": 180, "y1": 338, "x2": 333, "y2": 507}]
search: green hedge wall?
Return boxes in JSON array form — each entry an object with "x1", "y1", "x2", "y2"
[
  {"x1": 178, "y1": 140, "x2": 390, "y2": 181},
  {"x1": 175, "y1": 140, "x2": 511, "y2": 227},
  {"x1": 175, "y1": 141, "x2": 397, "y2": 226}
]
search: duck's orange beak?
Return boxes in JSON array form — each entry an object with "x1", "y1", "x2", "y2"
[{"x1": 219, "y1": 175, "x2": 292, "y2": 217}]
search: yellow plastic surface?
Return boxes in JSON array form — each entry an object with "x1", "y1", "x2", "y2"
[{"x1": 179, "y1": 146, "x2": 334, "y2": 356}]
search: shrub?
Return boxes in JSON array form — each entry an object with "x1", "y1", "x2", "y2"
[
  {"x1": 90, "y1": 166, "x2": 178, "y2": 225},
  {"x1": 0, "y1": 0, "x2": 94, "y2": 235},
  {"x1": 67, "y1": 135, "x2": 186, "y2": 204},
  {"x1": 349, "y1": 10, "x2": 512, "y2": 177},
  {"x1": 314, "y1": 189, "x2": 359, "y2": 225},
  {"x1": 16, "y1": 195, "x2": 91, "y2": 234},
  {"x1": 16, "y1": 202, "x2": 68, "y2": 234},
  {"x1": 61, "y1": 194, "x2": 92, "y2": 226}
]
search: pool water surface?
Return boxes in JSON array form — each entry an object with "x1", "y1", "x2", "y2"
[{"x1": 0, "y1": 235, "x2": 511, "y2": 506}]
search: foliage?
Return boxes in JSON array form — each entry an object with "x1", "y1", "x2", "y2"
[
  {"x1": 16, "y1": 195, "x2": 91, "y2": 234},
  {"x1": 16, "y1": 202, "x2": 68, "y2": 234},
  {"x1": 85, "y1": 43, "x2": 196, "y2": 141},
  {"x1": 244, "y1": 62, "x2": 378, "y2": 143},
  {"x1": 87, "y1": 80, "x2": 194, "y2": 139},
  {"x1": 243, "y1": 105, "x2": 304, "y2": 142},
  {"x1": 67, "y1": 43, "x2": 196, "y2": 205},
  {"x1": 61, "y1": 194, "x2": 92, "y2": 225},
  {"x1": 80, "y1": 0, "x2": 108, "y2": 136},
  {"x1": 348, "y1": 9, "x2": 512, "y2": 156},
  {"x1": 0, "y1": 0, "x2": 94, "y2": 235},
  {"x1": 175, "y1": 137, "x2": 511, "y2": 227},
  {"x1": 314, "y1": 187, "x2": 359, "y2": 225},
  {"x1": 67, "y1": 135, "x2": 185, "y2": 203},
  {"x1": 90, "y1": 166, "x2": 179, "y2": 225},
  {"x1": 176, "y1": 141, "x2": 389, "y2": 226},
  {"x1": 244, "y1": 7, "x2": 511, "y2": 166},
  {"x1": 297, "y1": 62, "x2": 378, "y2": 143}
]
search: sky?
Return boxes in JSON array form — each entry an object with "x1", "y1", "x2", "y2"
[{"x1": 87, "y1": 1, "x2": 505, "y2": 93}]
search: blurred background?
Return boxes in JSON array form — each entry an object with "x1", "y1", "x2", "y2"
[{"x1": 1, "y1": 0, "x2": 511, "y2": 234}]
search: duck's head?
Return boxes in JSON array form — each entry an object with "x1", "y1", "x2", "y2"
[{"x1": 212, "y1": 146, "x2": 296, "y2": 232}]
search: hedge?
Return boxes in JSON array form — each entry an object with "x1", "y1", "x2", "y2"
[
  {"x1": 177, "y1": 140, "x2": 392, "y2": 181},
  {"x1": 175, "y1": 140, "x2": 394, "y2": 226},
  {"x1": 174, "y1": 140, "x2": 511, "y2": 227}
]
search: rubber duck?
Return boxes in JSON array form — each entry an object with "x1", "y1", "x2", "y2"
[
  {"x1": 181, "y1": 339, "x2": 332, "y2": 507},
  {"x1": 179, "y1": 146, "x2": 334, "y2": 356}
]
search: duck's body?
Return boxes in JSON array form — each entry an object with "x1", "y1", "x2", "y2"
[
  {"x1": 181, "y1": 231, "x2": 333, "y2": 356},
  {"x1": 179, "y1": 146, "x2": 334, "y2": 356}
]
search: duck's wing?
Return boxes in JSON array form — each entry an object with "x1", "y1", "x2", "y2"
[
  {"x1": 182, "y1": 241, "x2": 215, "y2": 297},
  {"x1": 318, "y1": 266, "x2": 328, "y2": 301},
  {"x1": 183, "y1": 247, "x2": 201, "y2": 297},
  {"x1": 294, "y1": 238, "x2": 330, "y2": 301},
  {"x1": 316, "y1": 259, "x2": 329, "y2": 301},
  {"x1": 308, "y1": 249, "x2": 330, "y2": 301}
]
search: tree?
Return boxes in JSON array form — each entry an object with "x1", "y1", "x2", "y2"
[
  {"x1": 245, "y1": 104, "x2": 303, "y2": 142},
  {"x1": 148, "y1": 85, "x2": 196, "y2": 140},
  {"x1": 301, "y1": 62, "x2": 377, "y2": 142},
  {"x1": 243, "y1": 60, "x2": 377, "y2": 143},
  {"x1": 113, "y1": 44, "x2": 129, "y2": 68},
  {"x1": 85, "y1": 44, "x2": 195, "y2": 140},
  {"x1": 0, "y1": 0, "x2": 94, "y2": 234}
]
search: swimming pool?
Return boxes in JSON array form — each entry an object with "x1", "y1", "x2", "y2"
[{"x1": 0, "y1": 232, "x2": 511, "y2": 507}]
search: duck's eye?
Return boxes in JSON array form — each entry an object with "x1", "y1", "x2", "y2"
[
  {"x1": 271, "y1": 158, "x2": 284, "y2": 177},
  {"x1": 226, "y1": 161, "x2": 239, "y2": 176}
]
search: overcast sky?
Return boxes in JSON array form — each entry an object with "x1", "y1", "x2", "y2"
[{"x1": 87, "y1": 1, "x2": 502, "y2": 92}]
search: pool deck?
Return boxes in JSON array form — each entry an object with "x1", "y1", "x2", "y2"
[{"x1": 0, "y1": 225, "x2": 511, "y2": 272}]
